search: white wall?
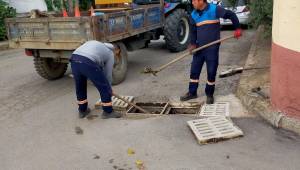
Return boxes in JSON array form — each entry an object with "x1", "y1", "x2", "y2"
[
  {"x1": 4, "y1": 0, "x2": 48, "y2": 13},
  {"x1": 273, "y1": 0, "x2": 300, "y2": 52}
]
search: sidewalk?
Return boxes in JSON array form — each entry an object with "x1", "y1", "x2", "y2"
[{"x1": 236, "y1": 26, "x2": 300, "y2": 135}]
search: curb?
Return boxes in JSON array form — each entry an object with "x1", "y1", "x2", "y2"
[
  {"x1": 0, "y1": 41, "x2": 9, "y2": 51},
  {"x1": 236, "y1": 26, "x2": 300, "y2": 135}
]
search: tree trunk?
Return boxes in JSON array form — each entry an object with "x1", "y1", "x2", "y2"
[{"x1": 67, "y1": 0, "x2": 74, "y2": 13}]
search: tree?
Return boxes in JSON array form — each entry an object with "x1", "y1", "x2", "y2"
[
  {"x1": 45, "y1": 0, "x2": 62, "y2": 11},
  {"x1": 45, "y1": 0, "x2": 93, "y2": 12},
  {"x1": 67, "y1": 0, "x2": 73, "y2": 13},
  {"x1": 249, "y1": 0, "x2": 273, "y2": 35},
  {"x1": 227, "y1": 0, "x2": 237, "y2": 6},
  {"x1": 0, "y1": 0, "x2": 16, "y2": 40}
]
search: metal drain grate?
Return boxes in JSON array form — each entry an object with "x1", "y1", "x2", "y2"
[
  {"x1": 95, "y1": 96, "x2": 134, "y2": 110},
  {"x1": 187, "y1": 116, "x2": 243, "y2": 144},
  {"x1": 198, "y1": 102, "x2": 230, "y2": 117}
]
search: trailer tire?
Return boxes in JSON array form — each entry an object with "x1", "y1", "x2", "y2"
[
  {"x1": 164, "y1": 9, "x2": 190, "y2": 52},
  {"x1": 112, "y1": 42, "x2": 128, "y2": 85},
  {"x1": 34, "y1": 57, "x2": 68, "y2": 80}
]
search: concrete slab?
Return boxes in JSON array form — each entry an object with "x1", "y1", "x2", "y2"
[{"x1": 216, "y1": 94, "x2": 255, "y2": 118}]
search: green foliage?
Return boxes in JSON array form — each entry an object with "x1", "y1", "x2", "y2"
[
  {"x1": 79, "y1": 0, "x2": 93, "y2": 11},
  {"x1": 45, "y1": 0, "x2": 62, "y2": 11},
  {"x1": 66, "y1": 0, "x2": 75, "y2": 11},
  {"x1": 249, "y1": 0, "x2": 273, "y2": 36},
  {"x1": 45, "y1": 0, "x2": 93, "y2": 12},
  {"x1": 227, "y1": 0, "x2": 237, "y2": 6},
  {"x1": 0, "y1": 0, "x2": 16, "y2": 41}
]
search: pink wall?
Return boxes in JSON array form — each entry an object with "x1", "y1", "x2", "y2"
[{"x1": 271, "y1": 43, "x2": 300, "y2": 119}]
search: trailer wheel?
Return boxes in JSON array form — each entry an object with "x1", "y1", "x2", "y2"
[
  {"x1": 34, "y1": 57, "x2": 68, "y2": 80},
  {"x1": 164, "y1": 9, "x2": 190, "y2": 52},
  {"x1": 112, "y1": 42, "x2": 128, "y2": 85}
]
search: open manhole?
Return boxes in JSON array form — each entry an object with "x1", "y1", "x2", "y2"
[
  {"x1": 125, "y1": 102, "x2": 200, "y2": 118},
  {"x1": 127, "y1": 102, "x2": 170, "y2": 114},
  {"x1": 168, "y1": 107, "x2": 199, "y2": 114}
]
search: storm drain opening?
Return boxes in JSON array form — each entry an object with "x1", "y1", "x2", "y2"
[
  {"x1": 126, "y1": 102, "x2": 170, "y2": 118},
  {"x1": 126, "y1": 102, "x2": 201, "y2": 115},
  {"x1": 168, "y1": 107, "x2": 200, "y2": 114}
]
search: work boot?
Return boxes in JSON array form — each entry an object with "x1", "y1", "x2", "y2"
[
  {"x1": 102, "y1": 111, "x2": 122, "y2": 119},
  {"x1": 79, "y1": 108, "x2": 91, "y2": 119},
  {"x1": 180, "y1": 92, "x2": 198, "y2": 101},
  {"x1": 206, "y1": 96, "x2": 214, "y2": 104}
]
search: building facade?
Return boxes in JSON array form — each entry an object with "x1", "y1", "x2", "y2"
[{"x1": 271, "y1": 0, "x2": 300, "y2": 119}]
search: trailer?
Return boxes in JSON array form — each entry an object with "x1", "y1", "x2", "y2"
[{"x1": 5, "y1": 0, "x2": 192, "y2": 84}]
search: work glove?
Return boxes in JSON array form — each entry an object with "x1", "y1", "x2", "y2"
[
  {"x1": 234, "y1": 28, "x2": 242, "y2": 39},
  {"x1": 189, "y1": 44, "x2": 197, "y2": 55}
]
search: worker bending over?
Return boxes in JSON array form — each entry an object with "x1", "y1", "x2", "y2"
[{"x1": 70, "y1": 40, "x2": 122, "y2": 119}]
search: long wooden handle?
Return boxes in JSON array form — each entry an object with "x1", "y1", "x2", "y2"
[
  {"x1": 113, "y1": 93, "x2": 152, "y2": 114},
  {"x1": 156, "y1": 35, "x2": 234, "y2": 72}
]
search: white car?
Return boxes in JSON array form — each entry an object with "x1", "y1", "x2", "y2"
[{"x1": 218, "y1": 0, "x2": 250, "y2": 25}]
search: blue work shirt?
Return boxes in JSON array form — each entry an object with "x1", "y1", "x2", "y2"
[{"x1": 190, "y1": 3, "x2": 240, "y2": 47}]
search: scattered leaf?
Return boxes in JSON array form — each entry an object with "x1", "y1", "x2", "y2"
[
  {"x1": 93, "y1": 154, "x2": 100, "y2": 159},
  {"x1": 75, "y1": 126, "x2": 83, "y2": 135},
  {"x1": 135, "y1": 160, "x2": 143, "y2": 166},
  {"x1": 127, "y1": 148, "x2": 135, "y2": 155},
  {"x1": 135, "y1": 160, "x2": 145, "y2": 170}
]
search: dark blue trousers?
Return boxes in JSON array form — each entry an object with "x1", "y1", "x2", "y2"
[
  {"x1": 189, "y1": 46, "x2": 219, "y2": 96},
  {"x1": 70, "y1": 54, "x2": 113, "y2": 113}
]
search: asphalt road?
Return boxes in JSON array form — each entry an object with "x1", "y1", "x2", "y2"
[{"x1": 0, "y1": 30, "x2": 300, "y2": 170}]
